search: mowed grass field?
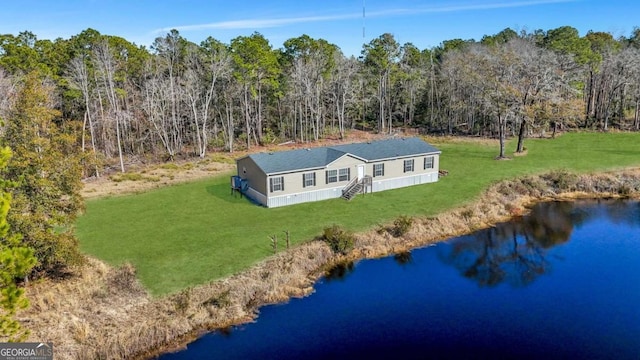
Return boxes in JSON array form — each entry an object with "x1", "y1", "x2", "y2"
[{"x1": 76, "y1": 132, "x2": 640, "y2": 296}]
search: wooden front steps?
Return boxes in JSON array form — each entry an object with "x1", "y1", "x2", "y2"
[{"x1": 341, "y1": 176, "x2": 372, "y2": 201}]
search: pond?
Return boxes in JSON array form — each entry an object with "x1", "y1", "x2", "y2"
[{"x1": 159, "y1": 200, "x2": 640, "y2": 360}]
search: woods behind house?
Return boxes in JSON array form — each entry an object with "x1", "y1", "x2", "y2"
[{"x1": 0, "y1": 26, "x2": 639, "y2": 176}]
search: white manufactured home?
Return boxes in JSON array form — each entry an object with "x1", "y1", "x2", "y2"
[{"x1": 234, "y1": 137, "x2": 441, "y2": 208}]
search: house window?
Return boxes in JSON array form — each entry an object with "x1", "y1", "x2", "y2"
[
  {"x1": 404, "y1": 159, "x2": 414, "y2": 173},
  {"x1": 338, "y1": 168, "x2": 351, "y2": 182},
  {"x1": 424, "y1": 156, "x2": 434, "y2": 169},
  {"x1": 303, "y1": 172, "x2": 316, "y2": 188},
  {"x1": 326, "y1": 169, "x2": 338, "y2": 184},
  {"x1": 373, "y1": 163, "x2": 385, "y2": 177},
  {"x1": 270, "y1": 176, "x2": 284, "y2": 192}
]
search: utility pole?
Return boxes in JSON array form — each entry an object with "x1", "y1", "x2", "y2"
[{"x1": 361, "y1": 0, "x2": 366, "y2": 127}]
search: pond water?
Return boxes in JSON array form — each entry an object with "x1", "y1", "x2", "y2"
[{"x1": 159, "y1": 200, "x2": 640, "y2": 360}]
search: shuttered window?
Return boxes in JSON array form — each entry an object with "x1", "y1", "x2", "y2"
[
  {"x1": 270, "y1": 176, "x2": 284, "y2": 192},
  {"x1": 326, "y1": 170, "x2": 338, "y2": 184},
  {"x1": 424, "y1": 156, "x2": 434, "y2": 169},
  {"x1": 404, "y1": 159, "x2": 414, "y2": 173},
  {"x1": 303, "y1": 172, "x2": 316, "y2": 188},
  {"x1": 373, "y1": 163, "x2": 384, "y2": 177},
  {"x1": 338, "y1": 168, "x2": 350, "y2": 182}
]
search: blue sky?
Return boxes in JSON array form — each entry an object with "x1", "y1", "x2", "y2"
[{"x1": 1, "y1": 0, "x2": 637, "y2": 55}]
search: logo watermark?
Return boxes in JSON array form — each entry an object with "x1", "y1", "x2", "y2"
[{"x1": 0, "y1": 343, "x2": 53, "y2": 360}]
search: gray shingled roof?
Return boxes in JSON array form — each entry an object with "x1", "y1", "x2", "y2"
[
  {"x1": 245, "y1": 137, "x2": 440, "y2": 175},
  {"x1": 331, "y1": 137, "x2": 440, "y2": 161}
]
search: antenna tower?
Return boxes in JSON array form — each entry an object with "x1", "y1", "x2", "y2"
[{"x1": 362, "y1": 0, "x2": 366, "y2": 39}]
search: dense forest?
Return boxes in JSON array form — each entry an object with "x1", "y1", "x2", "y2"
[{"x1": 1, "y1": 26, "x2": 640, "y2": 172}]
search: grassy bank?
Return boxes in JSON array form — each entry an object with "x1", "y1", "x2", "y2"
[
  {"x1": 76, "y1": 132, "x2": 640, "y2": 295},
  {"x1": 32, "y1": 169, "x2": 640, "y2": 360}
]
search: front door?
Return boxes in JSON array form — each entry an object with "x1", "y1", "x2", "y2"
[{"x1": 357, "y1": 164, "x2": 365, "y2": 181}]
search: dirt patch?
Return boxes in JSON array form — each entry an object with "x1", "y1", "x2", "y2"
[{"x1": 81, "y1": 161, "x2": 236, "y2": 199}]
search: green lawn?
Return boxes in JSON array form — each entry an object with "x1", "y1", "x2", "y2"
[{"x1": 76, "y1": 132, "x2": 640, "y2": 296}]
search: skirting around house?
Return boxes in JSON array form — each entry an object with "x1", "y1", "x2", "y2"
[
  {"x1": 371, "y1": 172, "x2": 439, "y2": 192},
  {"x1": 244, "y1": 171, "x2": 439, "y2": 208}
]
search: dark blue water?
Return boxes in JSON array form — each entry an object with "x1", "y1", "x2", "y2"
[{"x1": 160, "y1": 200, "x2": 640, "y2": 360}]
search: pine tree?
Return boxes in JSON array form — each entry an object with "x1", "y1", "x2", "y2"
[
  {"x1": 0, "y1": 146, "x2": 36, "y2": 342},
  {"x1": 1, "y1": 70, "x2": 84, "y2": 275}
]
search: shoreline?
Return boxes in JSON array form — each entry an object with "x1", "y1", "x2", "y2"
[{"x1": 18, "y1": 168, "x2": 640, "y2": 360}]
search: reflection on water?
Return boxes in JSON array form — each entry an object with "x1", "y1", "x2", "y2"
[
  {"x1": 324, "y1": 261, "x2": 355, "y2": 282},
  {"x1": 438, "y1": 199, "x2": 638, "y2": 287},
  {"x1": 438, "y1": 202, "x2": 573, "y2": 287},
  {"x1": 160, "y1": 200, "x2": 640, "y2": 360},
  {"x1": 393, "y1": 251, "x2": 413, "y2": 265}
]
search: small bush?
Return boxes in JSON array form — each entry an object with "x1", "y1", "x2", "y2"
[
  {"x1": 545, "y1": 170, "x2": 578, "y2": 191},
  {"x1": 210, "y1": 154, "x2": 235, "y2": 164},
  {"x1": 173, "y1": 288, "x2": 192, "y2": 315},
  {"x1": 460, "y1": 208, "x2": 474, "y2": 220},
  {"x1": 208, "y1": 136, "x2": 227, "y2": 149},
  {"x1": 202, "y1": 290, "x2": 231, "y2": 309},
  {"x1": 110, "y1": 173, "x2": 144, "y2": 182},
  {"x1": 392, "y1": 215, "x2": 413, "y2": 237},
  {"x1": 262, "y1": 127, "x2": 280, "y2": 144},
  {"x1": 520, "y1": 177, "x2": 547, "y2": 196},
  {"x1": 159, "y1": 163, "x2": 180, "y2": 170},
  {"x1": 108, "y1": 262, "x2": 140, "y2": 294},
  {"x1": 110, "y1": 173, "x2": 160, "y2": 183},
  {"x1": 618, "y1": 183, "x2": 632, "y2": 196},
  {"x1": 321, "y1": 225, "x2": 354, "y2": 255}
]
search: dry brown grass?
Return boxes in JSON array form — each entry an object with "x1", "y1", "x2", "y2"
[
  {"x1": 81, "y1": 161, "x2": 236, "y2": 198},
  {"x1": 18, "y1": 242, "x2": 335, "y2": 359},
  {"x1": 351, "y1": 169, "x2": 640, "y2": 265},
  {"x1": 423, "y1": 135, "x2": 500, "y2": 147},
  {"x1": 18, "y1": 167, "x2": 640, "y2": 359},
  {"x1": 423, "y1": 131, "x2": 565, "y2": 148},
  {"x1": 80, "y1": 130, "x2": 389, "y2": 199}
]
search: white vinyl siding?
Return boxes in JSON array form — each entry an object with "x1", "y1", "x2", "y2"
[
  {"x1": 303, "y1": 172, "x2": 316, "y2": 188},
  {"x1": 373, "y1": 163, "x2": 384, "y2": 177},
  {"x1": 424, "y1": 156, "x2": 434, "y2": 169},
  {"x1": 403, "y1": 159, "x2": 414, "y2": 173},
  {"x1": 269, "y1": 176, "x2": 284, "y2": 192}
]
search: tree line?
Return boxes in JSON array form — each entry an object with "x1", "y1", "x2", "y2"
[
  {"x1": 0, "y1": 71, "x2": 82, "y2": 341},
  {"x1": 1, "y1": 26, "x2": 640, "y2": 172}
]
